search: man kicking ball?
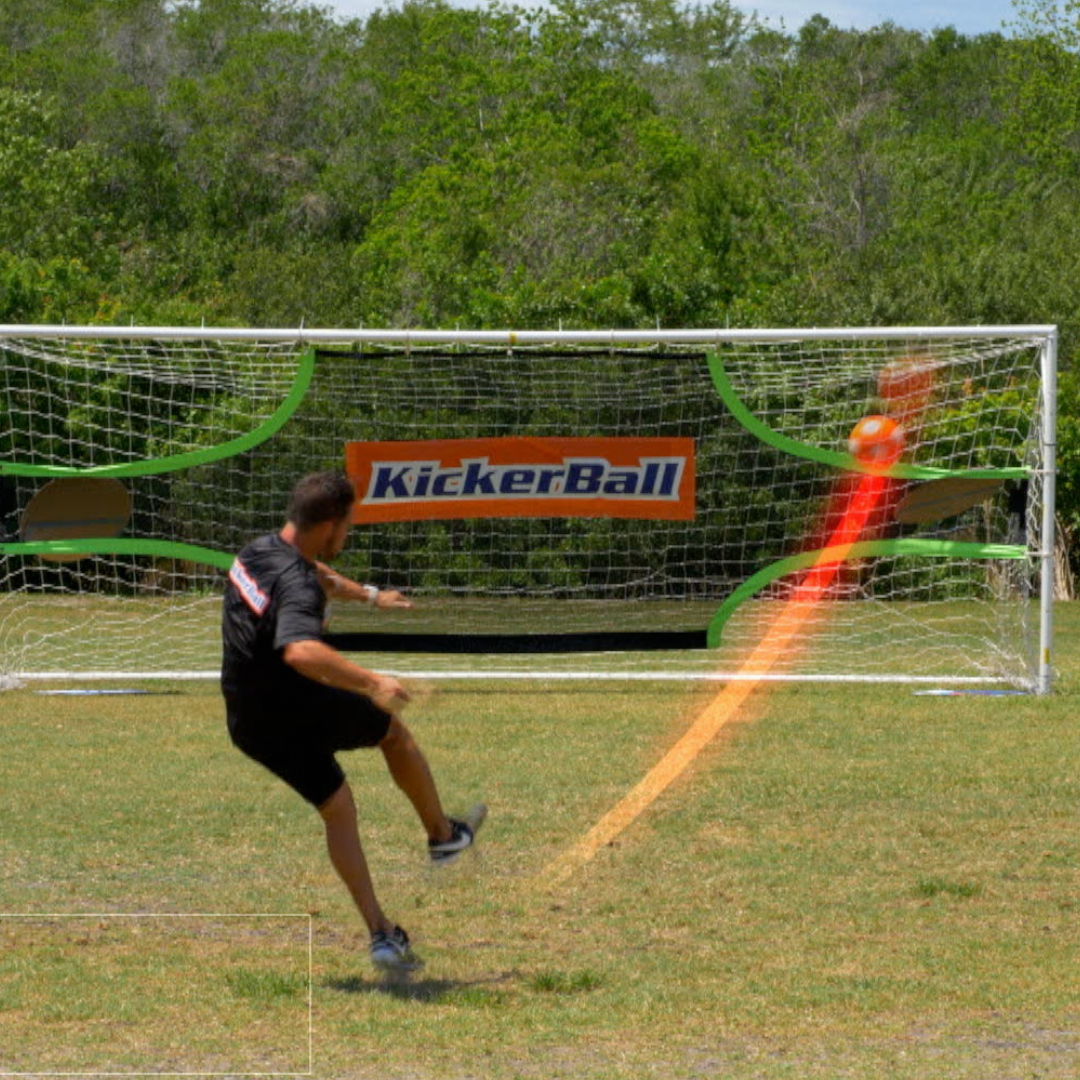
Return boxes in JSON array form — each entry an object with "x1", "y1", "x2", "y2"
[{"x1": 221, "y1": 470, "x2": 484, "y2": 972}]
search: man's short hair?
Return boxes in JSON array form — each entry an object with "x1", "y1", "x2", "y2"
[{"x1": 286, "y1": 472, "x2": 356, "y2": 530}]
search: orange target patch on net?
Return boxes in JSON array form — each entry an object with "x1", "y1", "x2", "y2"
[{"x1": 346, "y1": 437, "x2": 696, "y2": 522}]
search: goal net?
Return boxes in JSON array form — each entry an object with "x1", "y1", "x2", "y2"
[{"x1": 0, "y1": 326, "x2": 1056, "y2": 690}]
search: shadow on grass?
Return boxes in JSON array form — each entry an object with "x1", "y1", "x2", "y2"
[{"x1": 324, "y1": 970, "x2": 515, "y2": 1003}]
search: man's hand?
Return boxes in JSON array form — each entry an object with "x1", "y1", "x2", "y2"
[
  {"x1": 374, "y1": 589, "x2": 412, "y2": 610},
  {"x1": 369, "y1": 672, "x2": 412, "y2": 713}
]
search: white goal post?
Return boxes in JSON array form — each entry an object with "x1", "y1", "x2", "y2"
[{"x1": 0, "y1": 324, "x2": 1057, "y2": 692}]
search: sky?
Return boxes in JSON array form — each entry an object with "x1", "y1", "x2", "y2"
[{"x1": 324, "y1": 0, "x2": 1023, "y2": 38}]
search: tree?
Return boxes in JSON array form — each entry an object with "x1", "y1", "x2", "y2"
[
  {"x1": 0, "y1": 88, "x2": 115, "y2": 320},
  {"x1": 1006, "y1": 0, "x2": 1080, "y2": 179}
]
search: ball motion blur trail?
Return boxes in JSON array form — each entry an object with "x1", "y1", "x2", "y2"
[{"x1": 540, "y1": 466, "x2": 894, "y2": 890}]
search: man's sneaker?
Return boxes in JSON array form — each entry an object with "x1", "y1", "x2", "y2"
[
  {"x1": 428, "y1": 804, "x2": 488, "y2": 865},
  {"x1": 370, "y1": 925, "x2": 423, "y2": 973}
]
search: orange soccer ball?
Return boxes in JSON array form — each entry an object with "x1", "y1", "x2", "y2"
[{"x1": 848, "y1": 414, "x2": 905, "y2": 466}]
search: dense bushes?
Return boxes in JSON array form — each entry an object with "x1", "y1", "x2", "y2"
[{"x1": 2, "y1": 0, "x2": 1079, "y2": 567}]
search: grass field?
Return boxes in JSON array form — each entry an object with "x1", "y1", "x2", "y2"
[{"x1": 2, "y1": 605, "x2": 1079, "y2": 1078}]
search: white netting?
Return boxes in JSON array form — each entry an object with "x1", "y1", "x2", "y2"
[
  {"x1": 0, "y1": 335, "x2": 308, "y2": 679},
  {"x1": 0, "y1": 328, "x2": 1053, "y2": 687}
]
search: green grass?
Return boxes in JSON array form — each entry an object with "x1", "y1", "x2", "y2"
[
  {"x1": 1, "y1": 605, "x2": 1079, "y2": 1077},
  {"x1": 0, "y1": 915, "x2": 311, "y2": 1073}
]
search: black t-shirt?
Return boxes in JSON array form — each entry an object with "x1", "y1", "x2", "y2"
[{"x1": 220, "y1": 532, "x2": 326, "y2": 700}]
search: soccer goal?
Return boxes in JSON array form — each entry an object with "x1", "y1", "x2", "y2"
[{"x1": 0, "y1": 325, "x2": 1057, "y2": 691}]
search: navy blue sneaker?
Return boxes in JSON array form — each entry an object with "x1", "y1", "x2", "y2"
[
  {"x1": 370, "y1": 925, "x2": 423, "y2": 972},
  {"x1": 428, "y1": 804, "x2": 488, "y2": 865}
]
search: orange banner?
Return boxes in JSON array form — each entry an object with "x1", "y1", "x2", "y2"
[{"x1": 346, "y1": 437, "x2": 696, "y2": 522}]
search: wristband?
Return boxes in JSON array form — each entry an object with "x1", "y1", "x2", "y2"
[{"x1": 363, "y1": 585, "x2": 380, "y2": 606}]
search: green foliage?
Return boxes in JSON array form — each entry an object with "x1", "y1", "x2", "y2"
[
  {"x1": 1005, "y1": 0, "x2": 1080, "y2": 177},
  {"x1": 2, "y1": 0, "x2": 1080, "y2": 565},
  {"x1": 1, "y1": 0, "x2": 1077, "y2": 339},
  {"x1": 1056, "y1": 366, "x2": 1080, "y2": 556}
]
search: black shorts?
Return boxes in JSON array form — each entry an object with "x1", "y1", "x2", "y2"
[{"x1": 225, "y1": 681, "x2": 393, "y2": 808}]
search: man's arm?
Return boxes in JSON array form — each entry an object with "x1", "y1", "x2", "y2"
[
  {"x1": 283, "y1": 638, "x2": 411, "y2": 713},
  {"x1": 314, "y1": 562, "x2": 413, "y2": 610}
]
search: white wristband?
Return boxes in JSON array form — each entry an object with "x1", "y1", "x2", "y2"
[{"x1": 363, "y1": 585, "x2": 380, "y2": 606}]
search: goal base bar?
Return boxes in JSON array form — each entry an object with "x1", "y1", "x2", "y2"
[{"x1": 11, "y1": 670, "x2": 1023, "y2": 686}]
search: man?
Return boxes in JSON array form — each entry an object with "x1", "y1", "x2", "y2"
[{"x1": 221, "y1": 471, "x2": 483, "y2": 972}]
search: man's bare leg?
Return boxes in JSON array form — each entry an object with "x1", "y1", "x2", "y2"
[
  {"x1": 318, "y1": 781, "x2": 394, "y2": 935},
  {"x1": 379, "y1": 716, "x2": 453, "y2": 845}
]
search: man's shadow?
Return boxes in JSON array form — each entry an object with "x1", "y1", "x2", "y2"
[{"x1": 325, "y1": 970, "x2": 513, "y2": 1003}]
